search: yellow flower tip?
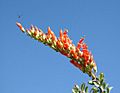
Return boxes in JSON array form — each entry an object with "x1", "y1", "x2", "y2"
[{"x1": 16, "y1": 22, "x2": 25, "y2": 32}]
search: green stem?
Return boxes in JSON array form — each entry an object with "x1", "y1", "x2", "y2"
[{"x1": 90, "y1": 72, "x2": 96, "y2": 80}]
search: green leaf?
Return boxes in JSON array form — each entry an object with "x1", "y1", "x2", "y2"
[
  {"x1": 103, "y1": 91, "x2": 107, "y2": 93},
  {"x1": 74, "y1": 85, "x2": 80, "y2": 92},
  {"x1": 93, "y1": 82, "x2": 99, "y2": 87},
  {"x1": 90, "y1": 87, "x2": 98, "y2": 93},
  {"x1": 99, "y1": 73, "x2": 104, "y2": 81},
  {"x1": 85, "y1": 86, "x2": 88, "y2": 93},
  {"x1": 81, "y1": 83, "x2": 85, "y2": 91},
  {"x1": 100, "y1": 79, "x2": 104, "y2": 85},
  {"x1": 72, "y1": 89, "x2": 76, "y2": 93},
  {"x1": 109, "y1": 87, "x2": 113, "y2": 90},
  {"x1": 88, "y1": 80, "x2": 94, "y2": 85},
  {"x1": 102, "y1": 82, "x2": 106, "y2": 89},
  {"x1": 105, "y1": 84, "x2": 109, "y2": 88},
  {"x1": 107, "y1": 87, "x2": 113, "y2": 93}
]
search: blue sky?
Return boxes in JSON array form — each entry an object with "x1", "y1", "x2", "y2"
[{"x1": 0, "y1": 0, "x2": 120, "y2": 93}]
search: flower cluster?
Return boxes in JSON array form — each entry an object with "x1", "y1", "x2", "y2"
[{"x1": 16, "y1": 22, "x2": 97, "y2": 78}]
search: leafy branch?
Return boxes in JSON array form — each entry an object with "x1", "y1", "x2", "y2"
[
  {"x1": 16, "y1": 22, "x2": 112, "y2": 93},
  {"x1": 72, "y1": 73, "x2": 112, "y2": 93}
]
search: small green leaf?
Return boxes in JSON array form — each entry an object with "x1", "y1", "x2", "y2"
[
  {"x1": 99, "y1": 73, "x2": 104, "y2": 81},
  {"x1": 75, "y1": 85, "x2": 79, "y2": 89},
  {"x1": 100, "y1": 79, "x2": 104, "y2": 85},
  {"x1": 90, "y1": 87, "x2": 98, "y2": 93},
  {"x1": 103, "y1": 91, "x2": 107, "y2": 93},
  {"x1": 93, "y1": 82, "x2": 99, "y2": 87},
  {"x1": 85, "y1": 86, "x2": 88, "y2": 93},
  {"x1": 72, "y1": 89, "x2": 76, "y2": 93},
  {"x1": 81, "y1": 83, "x2": 85, "y2": 91},
  {"x1": 102, "y1": 82, "x2": 106, "y2": 89},
  {"x1": 88, "y1": 80, "x2": 94, "y2": 85},
  {"x1": 109, "y1": 87, "x2": 113, "y2": 90},
  {"x1": 106, "y1": 84, "x2": 109, "y2": 88},
  {"x1": 107, "y1": 87, "x2": 113, "y2": 93},
  {"x1": 72, "y1": 85, "x2": 80, "y2": 93}
]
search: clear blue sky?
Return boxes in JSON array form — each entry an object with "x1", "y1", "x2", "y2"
[{"x1": 0, "y1": 0, "x2": 120, "y2": 93}]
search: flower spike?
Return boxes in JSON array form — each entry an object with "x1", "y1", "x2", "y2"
[{"x1": 16, "y1": 22, "x2": 97, "y2": 78}]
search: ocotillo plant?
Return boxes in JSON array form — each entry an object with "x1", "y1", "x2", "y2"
[{"x1": 16, "y1": 22, "x2": 112, "y2": 93}]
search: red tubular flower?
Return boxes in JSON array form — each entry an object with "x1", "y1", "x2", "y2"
[
  {"x1": 70, "y1": 49, "x2": 78, "y2": 59},
  {"x1": 79, "y1": 37, "x2": 84, "y2": 44},
  {"x1": 51, "y1": 34, "x2": 57, "y2": 41},
  {"x1": 70, "y1": 60, "x2": 82, "y2": 70},
  {"x1": 76, "y1": 38, "x2": 84, "y2": 49},
  {"x1": 16, "y1": 22, "x2": 97, "y2": 77},
  {"x1": 76, "y1": 43, "x2": 81, "y2": 49},
  {"x1": 70, "y1": 49, "x2": 75, "y2": 55},
  {"x1": 82, "y1": 43, "x2": 88, "y2": 49},
  {"x1": 47, "y1": 27, "x2": 52, "y2": 35},
  {"x1": 63, "y1": 30, "x2": 68, "y2": 36},
  {"x1": 61, "y1": 51, "x2": 69, "y2": 57},
  {"x1": 47, "y1": 27, "x2": 57, "y2": 41},
  {"x1": 63, "y1": 43, "x2": 69, "y2": 50},
  {"x1": 34, "y1": 30, "x2": 38, "y2": 36},
  {"x1": 73, "y1": 53, "x2": 78, "y2": 59},
  {"x1": 56, "y1": 40, "x2": 63, "y2": 49},
  {"x1": 16, "y1": 22, "x2": 25, "y2": 32},
  {"x1": 59, "y1": 29, "x2": 63, "y2": 40}
]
